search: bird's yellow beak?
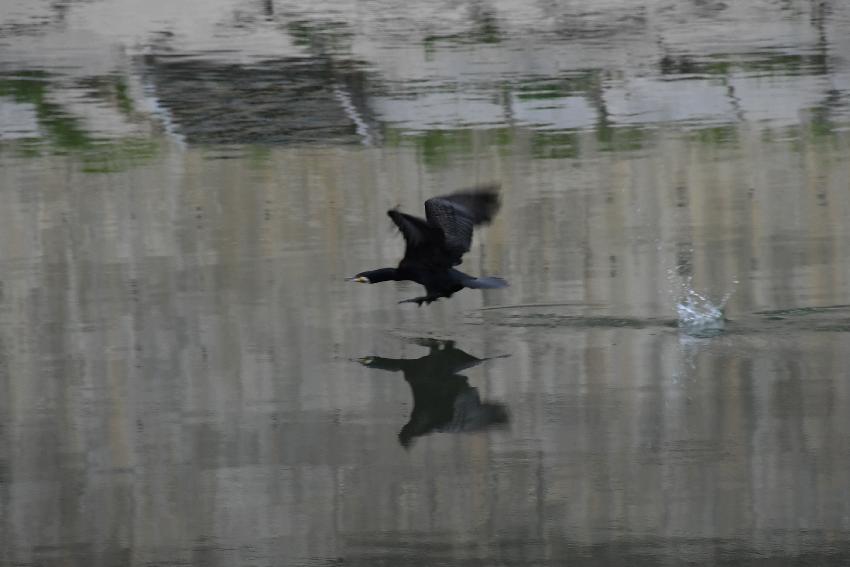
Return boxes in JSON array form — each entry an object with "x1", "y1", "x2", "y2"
[{"x1": 349, "y1": 276, "x2": 370, "y2": 283}]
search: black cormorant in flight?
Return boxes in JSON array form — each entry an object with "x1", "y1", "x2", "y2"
[{"x1": 347, "y1": 185, "x2": 508, "y2": 305}]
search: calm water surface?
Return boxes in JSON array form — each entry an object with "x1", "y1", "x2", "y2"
[{"x1": 3, "y1": 1, "x2": 850, "y2": 565}]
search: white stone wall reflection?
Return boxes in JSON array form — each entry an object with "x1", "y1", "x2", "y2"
[
  {"x1": 1, "y1": 0, "x2": 849, "y2": 142},
  {"x1": 1, "y1": 125, "x2": 850, "y2": 563}
]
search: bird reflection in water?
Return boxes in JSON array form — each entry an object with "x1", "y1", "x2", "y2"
[{"x1": 358, "y1": 338, "x2": 509, "y2": 447}]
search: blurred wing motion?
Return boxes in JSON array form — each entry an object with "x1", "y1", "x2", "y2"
[
  {"x1": 424, "y1": 186, "x2": 501, "y2": 264},
  {"x1": 387, "y1": 184, "x2": 501, "y2": 270},
  {"x1": 387, "y1": 210, "x2": 436, "y2": 250}
]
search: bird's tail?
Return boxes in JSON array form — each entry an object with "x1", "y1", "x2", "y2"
[{"x1": 463, "y1": 276, "x2": 509, "y2": 289}]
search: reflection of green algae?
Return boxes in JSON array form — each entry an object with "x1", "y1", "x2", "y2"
[
  {"x1": 757, "y1": 115, "x2": 841, "y2": 151},
  {"x1": 661, "y1": 52, "x2": 829, "y2": 78},
  {"x1": 287, "y1": 19, "x2": 352, "y2": 53},
  {"x1": 808, "y1": 117, "x2": 833, "y2": 138},
  {"x1": 516, "y1": 86, "x2": 568, "y2": 101},
  {"x1": 0, "y1": 71, "x2": 93, "y2": 150},
  {"x1": 1, "y1": 71, "x2": 159, "y2": 172},
  {"x1": 11, "y1": 140, "x2": 44, "y2": 159},
  {"x1": 733, "y1": 52, "x2": 828, "y2": 76},
  {"x1": 385, "y1": 127, "x2": 513, "y2": 166},
  {"x1": 492, "y1": 127, "x2": 513, "y2": 148},
  {"x1": 420, "y1": 129, "x2": 474, "y2": 166},
  {"x1": 531, "y1": 131, "x2": 578, "y2": 159},
  {"x1": 422, "y1": 10, "x2": 502, "y2": 47},
  {"x1": 78, "y1": 74, "x2": 136, "y2": 117},
  {"x1": 515, "y1": 72, "x2": 599, "y2": 101},
  {"x1": 80, "y1": 138, "x2": 158, "y2": 173},
  {"x1": 691, "y1": 125, "x2": 738, "y2": 146},
  {"x1": 597, "y1": 125, "x2": 649, "y2": 152},
  {"x1": 806, "y1": 104, "x2": 837, "y2": 139},
  {"x1": 702, "y1": 61, "x2": 732, "y2": 76},
  {"x1": 113, "y1": 77, "x2": 135, "y2": 117},
  {"x1": 386, "y1": 122, "x2": 655, "y2": 161},
  {"x1": 247, "y1": 144, "x2": 273, "y2": 166}
]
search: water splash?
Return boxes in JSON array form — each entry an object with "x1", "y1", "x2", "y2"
[{"x1": 669, "y1": 272, "x2": 737, "y2": 337}]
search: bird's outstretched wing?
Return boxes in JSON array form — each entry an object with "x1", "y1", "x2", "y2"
[
  {"x1": 387, "y1": 209, "x2": 444, "y2": 266},
  {"x1": 387, "y1": 210, "x2": 433, "y2": 246},
  {"x1": 424, "y1": 185, "x2": 501, "y2": 264}
]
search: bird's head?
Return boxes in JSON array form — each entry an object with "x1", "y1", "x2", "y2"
[
  {"x1": 346, "y1": 274, "x2": 371, "y2": 284},
  {"x1": 345, "y1": 268, "x2": 398, "y2": 284}
]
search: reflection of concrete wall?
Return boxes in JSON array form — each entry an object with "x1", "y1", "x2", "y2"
[
  {"x1": 0, "y1": 100, "x2": 38, "y2": 139},
  {"x1": 2, "y1": 122, "x2": 850, "y2": 563}
]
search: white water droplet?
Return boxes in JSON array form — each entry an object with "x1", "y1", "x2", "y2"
[{"x1": 668, "y1": 273, "x2": 737, "y2": 337}]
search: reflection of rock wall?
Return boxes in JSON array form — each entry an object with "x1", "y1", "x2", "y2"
[
  {"x1": 4, "y1": 0, "x2": 850, "y2": 146},
  {"x1": 143, "y1": 56, "x2": 378, "y2": 145}
]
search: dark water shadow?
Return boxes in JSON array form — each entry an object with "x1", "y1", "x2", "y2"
[
  {"x1": 330, "y1": 532, "x2": 850, "y2": 567},
  {"x1": 357, "y1": 338, "x2": 509, "y2": 448},
  {"x1": 468, "y1": 304, "x2": 850, "y2": 336},
  {"x1": 468, "y1": 307, "x2": 678, "y2": 331}
]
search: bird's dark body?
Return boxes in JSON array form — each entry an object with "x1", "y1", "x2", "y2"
[
  {"x1": 395, "y1": 266, "x2": 465, "y2": 301},
  {"x1": 350, "y1": 185, "x2": 508, "y2": 305}
]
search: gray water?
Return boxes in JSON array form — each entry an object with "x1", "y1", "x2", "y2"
[{"x1": 3, "y1": 1, "x2": 850, "y2": 565}]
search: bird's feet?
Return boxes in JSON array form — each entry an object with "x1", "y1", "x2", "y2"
[{"x1": 398, "y1": 296, "x2": 436, "y2": 306}]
